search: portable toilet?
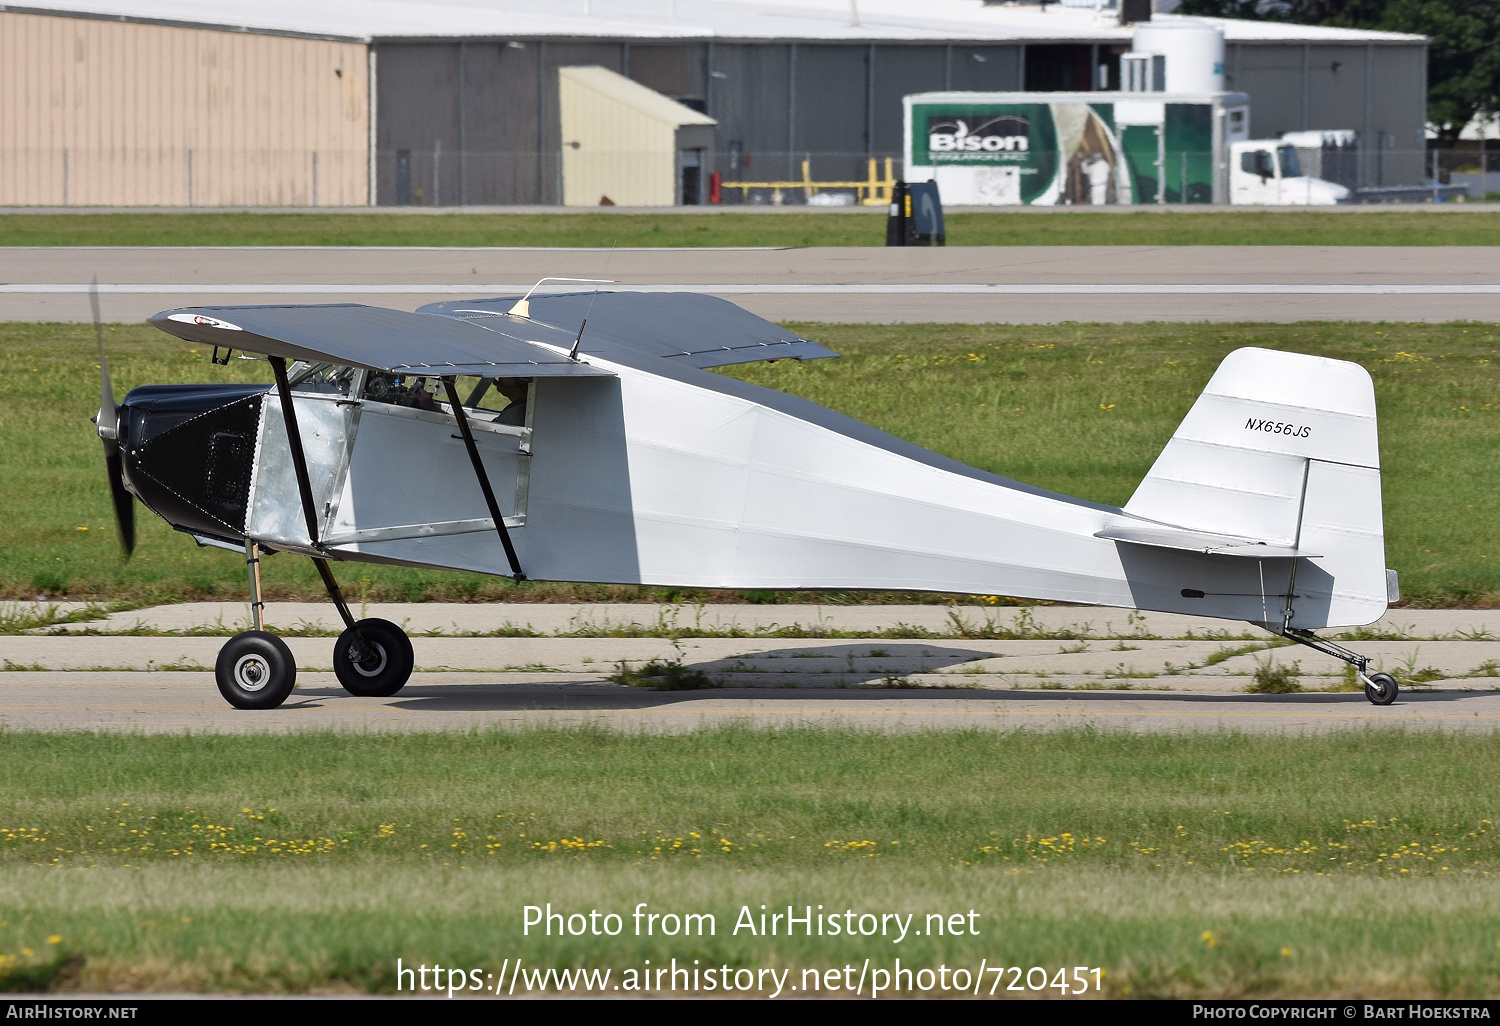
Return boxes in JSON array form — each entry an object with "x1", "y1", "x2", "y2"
[{"x1": 558, "y1": 66, "x2": 717, "y2": 207}]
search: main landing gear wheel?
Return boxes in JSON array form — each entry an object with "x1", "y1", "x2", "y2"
[
  {"x1": 215, "y1": 631, "x2": 296, "y2": 710},
  {"x1": 1364, "y1": 672, "x2": 1399, "y2": 706},
  {"x1": 333, "y1": 618, "x2": 414, "y2": 697}
]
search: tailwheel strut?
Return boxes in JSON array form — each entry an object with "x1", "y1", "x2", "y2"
[{"x1": 1269, "y1": 626, "x2": 1397, "y2": 706}]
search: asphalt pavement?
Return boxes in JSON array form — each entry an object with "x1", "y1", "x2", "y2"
[
  {"x1": 5, "y1": 602, "x2": 1499, "y2": 733},
  {"x1": 2, "y1": 246, "x2": 1493, "y2": 323}
]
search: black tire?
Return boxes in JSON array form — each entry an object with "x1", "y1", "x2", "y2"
[
  {"x1": 215, "y1": 631, "x2": 296, "y2": 710},
  {"x1": 1365, "y1": 672, "x2": 1399, "y2": 706},
  {"x1": 333, "y1": 618, "x2": 414, "y2": 697}
]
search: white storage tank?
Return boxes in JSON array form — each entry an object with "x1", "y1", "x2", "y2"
[{"x1": 1131, "y1": 18, "x2": 1225, "y2": 95}]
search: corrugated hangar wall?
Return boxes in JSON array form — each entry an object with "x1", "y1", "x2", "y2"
[
  {"x1": 0, "y1": 11, "x2": 369, "y2": 206},
  {"x1": 375, "y1": 41, "x2": 1031, "y2": 205},
  {"x1": 372, "y1": 40, "x2": 982, "y2": 206},
  {"x1": 374, "y1": 37, "x2": 1425, "y2": 205},
  {"x1": 1227, "y1": 41, "x2": 1426, "y2": 187},
  {"x1": 0, "y1": 10, "x2": 1432, "y2": 206}
]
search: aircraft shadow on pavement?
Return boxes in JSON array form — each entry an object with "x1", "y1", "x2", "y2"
[{"x1": 288, "y1": 642, "x2": 1478, "y2": 714}]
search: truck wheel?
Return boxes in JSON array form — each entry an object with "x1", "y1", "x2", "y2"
[{"x1": 215, "y1": 631, "x2": 296, "y2": 709}]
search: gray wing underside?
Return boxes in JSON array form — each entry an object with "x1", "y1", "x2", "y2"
[
  {"x1": 150, "y1": 294, "x2": 834, "y2": 375},
  {"x1": 419, "y1": 292, "x2": 840, "y2": 368},
  {"x1": 149, "y1": 304, "x2": 614, "y2": 378}
]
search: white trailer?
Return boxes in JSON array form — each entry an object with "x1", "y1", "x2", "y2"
[{"x1": 903, "y1": 91, "x2": 1250, "y2": 206}]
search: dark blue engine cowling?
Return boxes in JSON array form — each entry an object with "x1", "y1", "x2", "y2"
[{"x1": 118, "y1": 383, "x2": 268, "y2": 546}]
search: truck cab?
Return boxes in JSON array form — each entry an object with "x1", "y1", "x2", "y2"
[{"x1": 1230, "y1": 140, "x2": 1350, "y2": 205}]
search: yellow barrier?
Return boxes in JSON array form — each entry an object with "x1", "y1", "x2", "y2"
[{"x1": 720, "y1": 157, "x2": 895, "y2": 206}]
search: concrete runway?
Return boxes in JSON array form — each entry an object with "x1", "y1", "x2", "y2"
[
  {"x1": 6, "y1": 602, "x2": 1499, "y2": 733},
  {"x1": 3, "y1": 245, "x2": 1494, "y2": 323}
]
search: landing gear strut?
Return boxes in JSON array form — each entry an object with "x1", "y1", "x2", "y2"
[
  {"x1": 216, "y1": 539, "x2": 297, "y2": 710},
  {"x1": 213, "y1": 540, "x2": 414, "y2": 709},
  {"x1": 1269, "y1": 626, "x2": 1398, "y2": 706},
  {"x1": 214, "y1": 356, "x2": 414, "y2": 710}
]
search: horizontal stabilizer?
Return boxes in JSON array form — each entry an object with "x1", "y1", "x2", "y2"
[{"x1": 1095, "y1": 523, "x2": 1318, "y2": 559}]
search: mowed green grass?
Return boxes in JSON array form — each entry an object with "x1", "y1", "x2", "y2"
[
  {"x1": 1, "y1": 209, "x2": 1498, "y2": 247},
  {"x1": 2, "y1": 320, "x2": 1497, "y2": 607},
  {"x1": 3, "y1": 728, "x2": 1500, "y2": 995}
]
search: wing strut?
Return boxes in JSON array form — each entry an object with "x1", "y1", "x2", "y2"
[
  {"x1": 268, "y1": 356, "x2": 358, "y2": 632},
  {"x1": 442, "y1": 378, "x2": 527, "y2": 581}
]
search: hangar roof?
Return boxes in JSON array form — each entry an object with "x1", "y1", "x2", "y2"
[{"x1": 1, "y1": 1, "x2": 1425, "y2": 45}]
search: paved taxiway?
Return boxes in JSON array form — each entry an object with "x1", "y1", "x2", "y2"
[
  {"x1": 5, "y1": 672, "x2": 1500, "y2": 734},
  {"x1": 6, "y1": 603, "x2": 1499, "y2": 733},
  {"x1": 2, "y1": 246, "x2": 1493, "y2": 323}
]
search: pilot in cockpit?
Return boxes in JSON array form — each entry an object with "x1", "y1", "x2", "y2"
[{"x1": 492, "y1": 377, "x2": 530, "y2": 426}]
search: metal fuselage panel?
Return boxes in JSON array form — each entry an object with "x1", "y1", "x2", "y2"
[{"x1": 244, "y1": 393, "x2": 530, "y2": 558}]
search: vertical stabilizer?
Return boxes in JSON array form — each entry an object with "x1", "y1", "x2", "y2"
[{"x1": 1121, "y1": 347, "x2": 1387, "y2": 628}]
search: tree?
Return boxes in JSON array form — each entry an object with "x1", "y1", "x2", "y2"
[{"x1": 1177, "y1": 0, "x2": 1500, "y2": 142}]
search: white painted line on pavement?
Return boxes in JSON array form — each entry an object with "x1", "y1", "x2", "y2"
[{"x1": 4, "y1": 283, "x2": 1498, "y2": 295}]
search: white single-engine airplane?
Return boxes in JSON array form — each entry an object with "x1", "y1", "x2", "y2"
[{"x1": 92, "y1": 286, "x2": 1400, "y2": 709}]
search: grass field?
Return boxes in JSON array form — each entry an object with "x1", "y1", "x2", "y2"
[
  {"x1": 2, "y1": 727, "x2": 1499, "y2": 996},
  {"x1": 2, "y1": 319, "x2": 1497, "y2": 607},
  {"x1": 1, "y1": 209, "x2": 1497, "y2": 248}
]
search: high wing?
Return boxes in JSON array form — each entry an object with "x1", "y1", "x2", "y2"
[
  {"x1": 148, "y1": 304, "x2": 615, "y2": 378},
  {"x1": 419, "y1": 292, "x2": 839, "y2": 369}
]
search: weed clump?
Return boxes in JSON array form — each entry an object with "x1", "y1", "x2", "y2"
[
  {"x1": 1247, "y1": 657, "x2": 1303, "y2": 694},
  {"x1": 608, "y1": 659, "x2": 716, "y2": 691}
]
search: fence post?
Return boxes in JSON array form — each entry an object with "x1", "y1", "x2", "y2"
[
  {"x1": 1155, "y1": 126, "x2": 1164, "y2": 206},
  {"x1": 433, "y1": 141, "x2": 441, "y2": 207},
  {"x1": 62, "y1": 149, "x2": 69, "y2": 207},
  {"x1": 187, "y1": 149, "x2": 194, "y2": 207},
  {"x1": 312, "y1": 151, "x2": 319, "y2": 207}
]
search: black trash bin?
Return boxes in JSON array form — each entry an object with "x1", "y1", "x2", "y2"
[{"x1": 885, "y1": 180, "x2": 945, "y2": 246}]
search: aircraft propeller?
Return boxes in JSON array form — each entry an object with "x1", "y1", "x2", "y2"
[{"x1": 90, "y1": 277, "x2": 135, "y2": 557}]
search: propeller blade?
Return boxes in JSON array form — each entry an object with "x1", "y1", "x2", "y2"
[
  {"x1": 105, "y1": 448, "x2": 136, "y2": 557},
  {"x1": 91, "y1": 276, "x2": 133, "y2": 557},
  {"x1": 91, "y1": 275, "x2": 119, "y2": 448}
]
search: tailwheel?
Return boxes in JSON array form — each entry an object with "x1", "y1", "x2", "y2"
[
  {"x1": 1270, "y1": 627, "x2": 1395, "y2": 708},
  {"x1": 333, "y1": 618, "x2": 414, "y2": 697},
  {"x1": 215, "y1": 631, "x2": 296, "y2": 709},
  {"x1": 1364, "y1": 672, "x2": 1398, "y2": 706}
]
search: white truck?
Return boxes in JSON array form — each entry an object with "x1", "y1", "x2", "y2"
[{"x1": 1230, "y1": 139, "x2": 1350, "y2": 205}]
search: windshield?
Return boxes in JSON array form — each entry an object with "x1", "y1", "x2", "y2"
[
  {"x1": 287, "y1": 361, "x2": 358, "y2": 396},
  {"x1": 1277, "y1": 145, "x2": 1303, "y2": 178}
]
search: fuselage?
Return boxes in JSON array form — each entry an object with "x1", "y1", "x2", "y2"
[{"x1": 121, "y1": 353, "x2": 1310, "y2": 627}]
